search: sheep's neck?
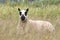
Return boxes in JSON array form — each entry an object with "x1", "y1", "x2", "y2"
[{"x1": 20, "y1": 20, "x2": 28, "y2": 29}]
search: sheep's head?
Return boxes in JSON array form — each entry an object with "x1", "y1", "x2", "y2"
[{"x1": 18, "y1": 8, "x2": 29, "y2": 22}]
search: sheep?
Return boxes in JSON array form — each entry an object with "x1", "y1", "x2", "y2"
[{"x1": 16, "y1": 8, "x2": 55, "y2": 40}]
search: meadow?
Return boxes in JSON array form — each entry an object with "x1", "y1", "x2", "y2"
[{"x1": 0, "y1": 2, "x2": 60, "y2": 40}]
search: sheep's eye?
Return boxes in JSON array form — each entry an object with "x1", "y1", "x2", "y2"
[
  {"x1": 19, "y1": 12, "x2": 21, "y2": 15},
  {"x1": 25, "y1": 12, "x2": 27, "y2": 16}
]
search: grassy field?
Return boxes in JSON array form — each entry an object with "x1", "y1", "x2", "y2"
[{"x1": 0, "y1": 3, "x2": 60, "y2": 40}]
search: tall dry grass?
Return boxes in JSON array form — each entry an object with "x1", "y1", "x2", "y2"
[{"x1": 0, "y1": 4, "x2": 60, "y2": 40}]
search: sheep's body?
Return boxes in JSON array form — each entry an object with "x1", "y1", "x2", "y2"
[
  {"x1": 28, "y1": 20, "x2": 55, "y2": 32},
  {"x1": 17, "y1": 19, "x2": 55, "y2": 34},
  {"x1": 17, "y1": 19, "x2": 55, "y2": 40}
]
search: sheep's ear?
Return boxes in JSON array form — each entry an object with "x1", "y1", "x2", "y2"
[
  {"x1": 18, "y1": 8, "x2": 20, "y2": 11},
  {"x1": 26, "y1": 8, "x2": 29, "y2": 12},
  {"x1": 25, "y1": 8, "x2": 29, "y2": 16}
]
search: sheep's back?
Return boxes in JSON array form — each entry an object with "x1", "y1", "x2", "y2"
[{"x1": 29, "y1": 20, "x2": 55, "y2": 32}]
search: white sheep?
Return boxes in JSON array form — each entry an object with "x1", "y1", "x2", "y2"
[{"x1": 16, "y1": 8, "x2": 55, "y2": 40}]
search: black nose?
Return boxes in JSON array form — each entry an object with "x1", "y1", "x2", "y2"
[{"x1": 21, "y1": 16, "x2": 25, "y2": 21}]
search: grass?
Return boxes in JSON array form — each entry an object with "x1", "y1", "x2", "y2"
[{"x1": 0, "y1": 4, "x2": 60, "y2": 40}]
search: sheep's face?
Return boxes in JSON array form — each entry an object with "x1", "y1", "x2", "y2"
[{"x1": 18, "y1": 8, "x2": 29, "y2": 21}]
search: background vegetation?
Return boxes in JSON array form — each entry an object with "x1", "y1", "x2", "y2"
[{"x1": 0, "y1": 0, "x2": 60, "y2": 40}]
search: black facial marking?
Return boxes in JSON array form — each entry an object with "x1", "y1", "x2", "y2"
[
  {"x1": 19, "y1": 12, "x2": 21, "y2": 15},
  {"x1": 21, "y1": 15, "x2": 25, "y2": 21},
  {"x1": 25, "y1": 12, "x2": 27, "y2": 16}
]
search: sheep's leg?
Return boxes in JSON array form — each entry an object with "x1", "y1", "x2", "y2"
[{"x1": 49, "y1": 31, "x2": 57, "y2": 40}]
